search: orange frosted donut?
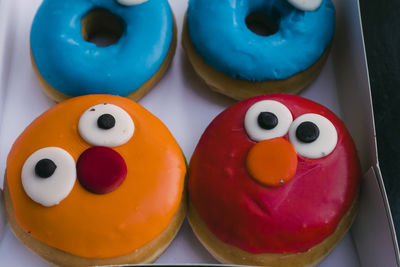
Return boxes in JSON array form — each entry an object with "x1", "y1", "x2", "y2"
[{"x1": 4, "y1": 95, "x2": 186, "y2": 266}]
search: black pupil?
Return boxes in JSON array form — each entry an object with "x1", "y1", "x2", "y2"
[
  {"x1": 97, "y1": 114, "x2": 115, "y2": 130},
  {"x1": 296, "y1": 121, "x2": 320, "y2": 143},
  {"x1": 35, "y1": 159, "x2": 57, "y2": 178},
  {"x1": 257, "y1": 112, "x2": 278, "y2": 130}
]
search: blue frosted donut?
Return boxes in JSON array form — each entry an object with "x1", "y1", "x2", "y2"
[
  {"x1": 31, "y1": 0, "x2": 175, "y2": 98},
  {"x1": 187, "y1": 0, "x2": 335, "y2": 81}
]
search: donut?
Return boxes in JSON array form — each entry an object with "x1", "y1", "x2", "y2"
[
  {"x1": 188, "y1": 94, "x2": 361, "y2": 266},
  {"x1": 183, "y1": 0, "x2": 335, "y2": 100},
  {"x1": 30, "y1": 0, "x2": 177, "y2": 102},
  {"x1": 4, "y1": 95, "x2": 186, "y2": 266}
]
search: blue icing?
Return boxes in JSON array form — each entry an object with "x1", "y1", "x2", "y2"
[
  {"x1": 187, "y1": 0, "x2": 335, "y2": 81},
  {"x1": 31, "y1": 0, "x2": 173, "y2": 96}
]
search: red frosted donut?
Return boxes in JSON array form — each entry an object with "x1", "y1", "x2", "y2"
[{"x1": 188, "y1": 94, "x2": 361, "y2": 266}]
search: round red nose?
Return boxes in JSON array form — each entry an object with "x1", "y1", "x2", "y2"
[{"x1": 77, "y1": 146, "x2": 127, "y2": 194}]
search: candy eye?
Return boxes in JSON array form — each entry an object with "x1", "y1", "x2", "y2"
[
  {"x1": 289, "y1": 114, "x2": 338, "y2": 159},
  {"x1": 116, "y1": 0, "x2": 148, "y2": 6},
  {"x1": 244, "y1": 100, "x2": 293, "y2": 142},
  {"x1": 287, "y1": 0, "x2": 322, "y2": 11},
  {"x1": 21, "y1": 147, "x2": 76, "y2": 207},
  {"x1": 79, "y1": 104, "x2": 135, "y2": 147}
]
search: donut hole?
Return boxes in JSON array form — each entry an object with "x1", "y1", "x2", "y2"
[
  {"x1": 245, "y1": 12, "x2": 279, "y2": 37},
  {"x1": 82, "y1": 9, "x2": 124, "y2": 47}
]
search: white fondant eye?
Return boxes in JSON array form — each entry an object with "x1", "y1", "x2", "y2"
[
  {"x1": 287, "y1": 0, "x2": 322, "y2": 11},
  {"x1": 289, "y1": 113, "x2": 338, "y2": 159},
  {"x1": 244, "y1": 100, "x2": 293, "y2": 142},
  {"x1": 116, "y1": 0, "x2": 148, "y2": 6},
  {"x1": 79, "y1": 104, "x2": 135, "y2": 147},
  {"x1": 22, "y1": 147, "x2": 76, "y2": 207}
]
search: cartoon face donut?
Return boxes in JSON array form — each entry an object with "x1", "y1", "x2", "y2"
[
  {"x1": 30, "y1": 0, "x2": 175, "y2": 102},
  {"x1": 5, "y1": 95, "x2": 186, "y2": 263},
  {"x1": 188, "y1": 94, "x2": 361, "y2": 256},
  {"x1": 184, "y1": 0, "x2": 334, "y2": 100}
]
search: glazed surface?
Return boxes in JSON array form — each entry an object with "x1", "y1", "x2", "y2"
[
  {"x1": 31, "y1": 0, "x2": 173, "y2": 96},
  {"x1": 188, "y1": 94, "x2": 361, "y2": 253},
  {"x1": 187, "y1": 0, "x2": 335, "y2": 81},
  {"x1": 6, "y1": 95, "x2": 186, "y2": 258}
]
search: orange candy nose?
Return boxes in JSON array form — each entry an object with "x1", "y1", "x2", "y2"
[{"x1": 246, "y1": 137, "x2": 298, "y2": 187}]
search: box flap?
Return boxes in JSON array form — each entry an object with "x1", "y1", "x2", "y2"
[{"x1": 352, "y1": 167, "x2": 399, "y2": 267}]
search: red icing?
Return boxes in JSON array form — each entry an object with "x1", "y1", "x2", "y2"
[
  {"x1": 188, "y1": 94, "x2": 361, "y2": 254},
  {"x1": 77, "y1": 146, "x2": 127, "y2": 194}
]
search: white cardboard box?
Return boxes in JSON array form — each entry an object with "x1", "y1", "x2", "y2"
[{"x1": 0, "y1": 0, "x2": 398, "y2": 266}]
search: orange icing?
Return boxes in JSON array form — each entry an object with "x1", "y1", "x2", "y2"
[
  {"x1": 6, "y1": 95, "x2": 186, "y2": 258},
  {"x1": 246, "y1": 137, "x2": 297, "y2": 187}
]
